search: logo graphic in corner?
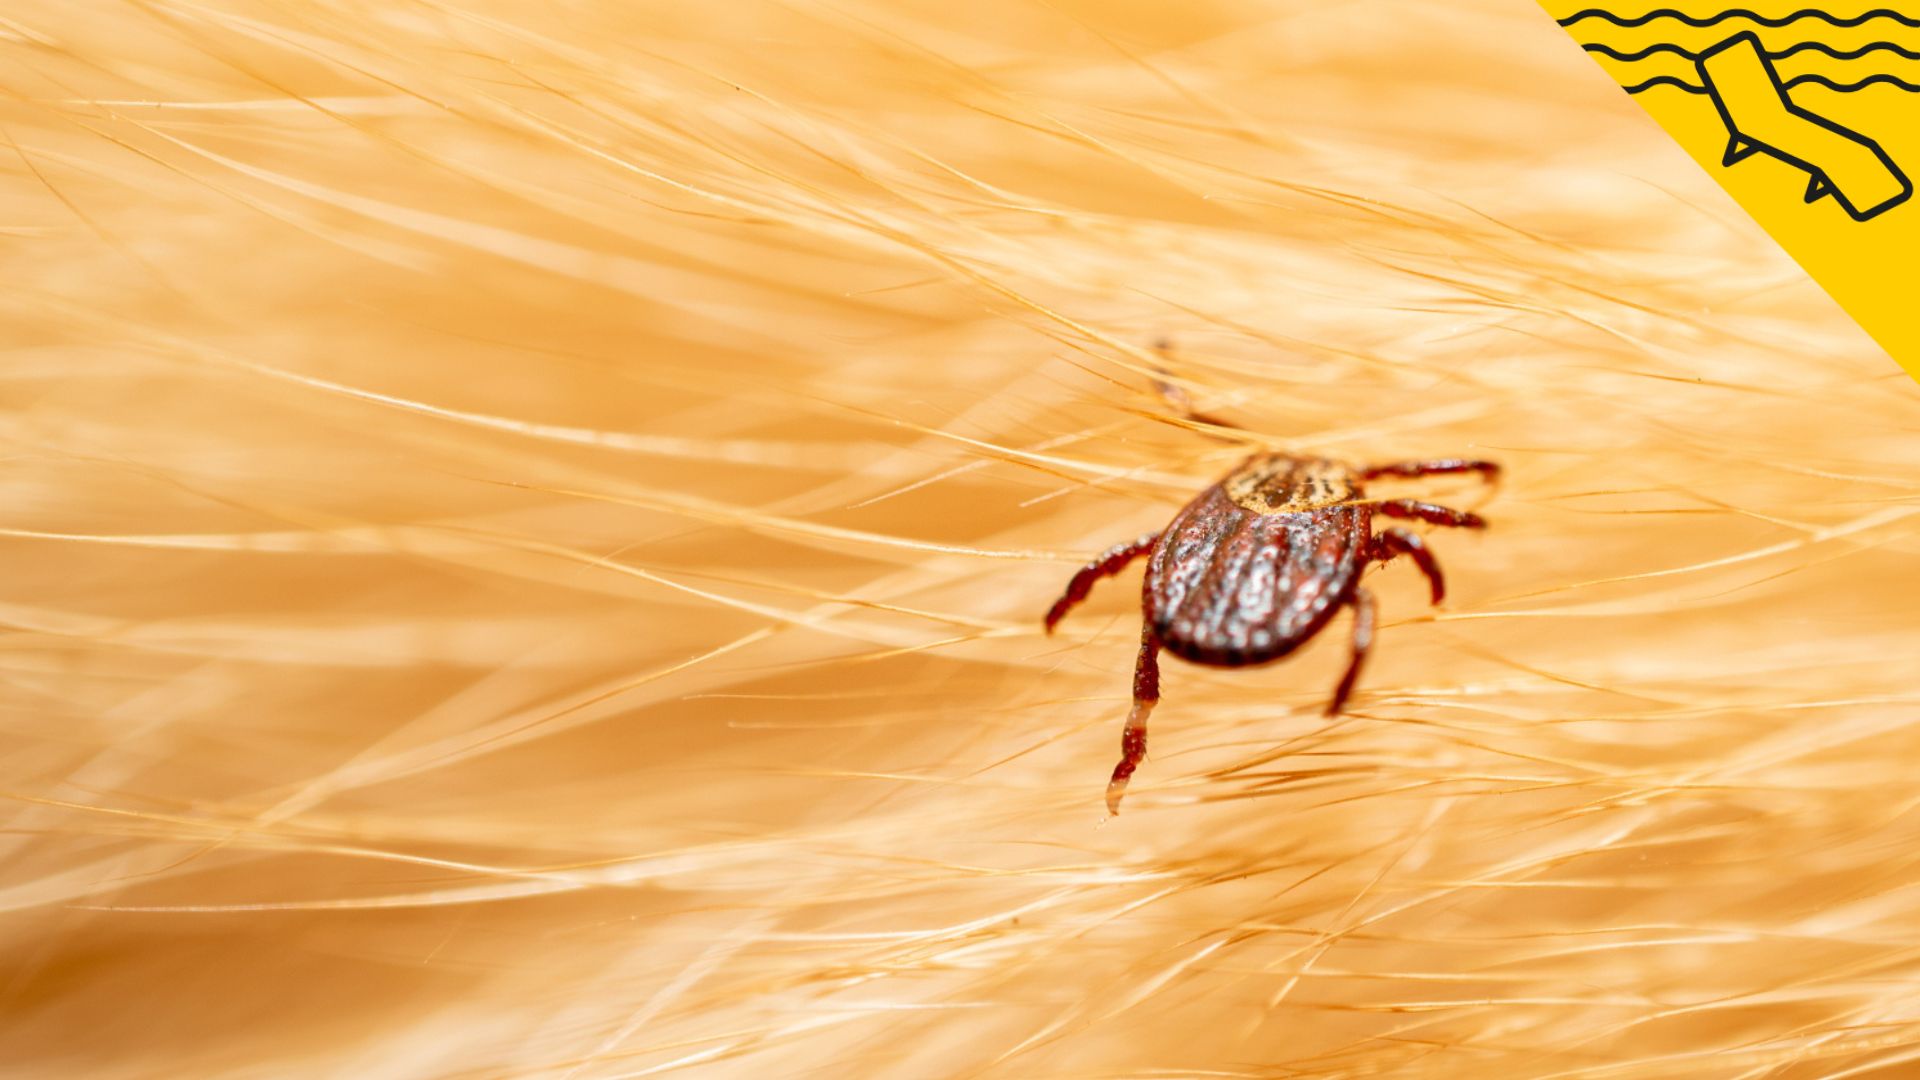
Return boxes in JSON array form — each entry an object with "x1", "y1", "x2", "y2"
[
  {"x1": 1560, "y1": 8, "x2": 1919, "y2": 219},
  {"x1": 1541, "y1": 4, "x2": 1920, "y2": 381},
  {"x1": 1697, "y1": 31, "x2": 1910, "y2": 220}
]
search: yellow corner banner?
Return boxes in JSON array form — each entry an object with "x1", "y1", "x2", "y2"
[{"x1": 1541, "y1": 2, "x2": 1920, "y2": 382}]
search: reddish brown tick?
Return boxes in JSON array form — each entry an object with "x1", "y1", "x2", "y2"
[{"x1": 1045, "y1": 453, "x2": 1499, "y2": 814}]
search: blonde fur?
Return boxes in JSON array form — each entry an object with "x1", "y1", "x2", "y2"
[{"x1": 3, "y1": 1, "x2": 1918, "y2": 1076}]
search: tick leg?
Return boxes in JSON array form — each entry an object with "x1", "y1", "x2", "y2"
[
  {"x1": 1152, "y1": 338, "x2": 1240, "y2": 434},
  {"x1": 1154, "y1": 377, "x2": 1237, "y2": 432},
  {"x1": 1361, "y1": 458, "x2": 1500, "y2": 484},
  {"x1": 1326, "y1": 587, "x2": 1376, "y2": 716},
  {"x1": 1372, "y1": 527, "x2": 1446, "y2": 605},
  {"x1": 1106, "y1": 623, "x2": 1162, "y2": 816},
  {"x1": 1045, "y1": 533, "x2": 1159, "y2": 633},
  {"x1": 1375, "y1": 499, "x2": 1485, "y2": 530}
]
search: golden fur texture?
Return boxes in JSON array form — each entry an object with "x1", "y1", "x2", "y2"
[{"x1": 4, "y1": 1, "x2": 1919, "y2": 1076}]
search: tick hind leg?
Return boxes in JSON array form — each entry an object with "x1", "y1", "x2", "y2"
[
  {"x1": 1372, "y1": 527, "x2": 1446, "y2": 604},
  {"x1": 1361, "y1": 459, "x2": 1500, "y2": 484},
  {"x1": 1045, "y1": 533, "x2": 1158, "y2": 633},
  {"x1": 1106, "y1": 623, "x2": 1162, "y2": 816},
  {"x1": 1327, "y1": 588, "x2": 1376, "y2": 716},
  {"x1": 1376, "y1": 499, "x2": 1486, "y2": 530}
]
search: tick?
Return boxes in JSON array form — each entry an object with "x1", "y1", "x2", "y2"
[{"x1": 1045, "y1": 453, "x2": 1499, "y2": 814}]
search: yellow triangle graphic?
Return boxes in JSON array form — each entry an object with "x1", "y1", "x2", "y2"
[{"x1": 1540, "y1": 2, "x2": 1920, "y2": 382}]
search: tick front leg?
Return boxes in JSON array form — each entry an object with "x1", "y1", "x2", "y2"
[
  {"x1": 1154, "y1": 378, "x2": 1237, "y2": 433},
  {"x1": 1106, "y1": 623, "x2": 1162, "y2": 816},
  {"x1": 1151, "y1": 338, "x2": 1240, "y2": 434},
  {"x1": 1327, "y1": 587, "x2": 1376, "y2": 716},
  {"x1": 1361, "y1": 459, "x2": 1500, "y2": 483},
  {"x1": 1375, "y1": 499, "x2": 1485, "y2": 530},
  {"x1": 1045, "y1": 532, "x2": 1159, "y2": 633},
  {"x1": 1372, "y1": 527, "x2": 1446, "y2": 604}
]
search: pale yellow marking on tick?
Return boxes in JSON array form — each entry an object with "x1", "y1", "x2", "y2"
[{"x1": 1223, "y1": 456, "x2": 1358, "y2": 515}]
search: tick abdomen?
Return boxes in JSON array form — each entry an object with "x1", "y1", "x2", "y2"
[{"x1": 1144, "y1": 473, "x2": 1368, "y2": 667}]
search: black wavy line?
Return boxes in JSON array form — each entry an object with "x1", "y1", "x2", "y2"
[
  {"x1": 1621, "y1": 72, "x2": 1920, "y2": 92},
  {"x1": 1585, "y1": 42, "x2": 1700, "y2": 58},
  {"x1": 1782, "y1": 72, "x2": 1920, "y2": 90},
  {"x1": 1560, "y1": 8, "x2": 1920, "y2": 27},
  {"x1": 1622, "y1": 75, "x2": 1710, "y2": 92},
  {"x1": 1755, "y1": 40, "x2": 1920, "y2": 60},
  {"x1": 1587, "y1": 41, "x2": 1920, "y2": 61}
]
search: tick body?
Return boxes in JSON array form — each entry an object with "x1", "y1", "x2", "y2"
[{"x1": 1045, "y1": 453, "x2": 1497, "y2": 814}]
